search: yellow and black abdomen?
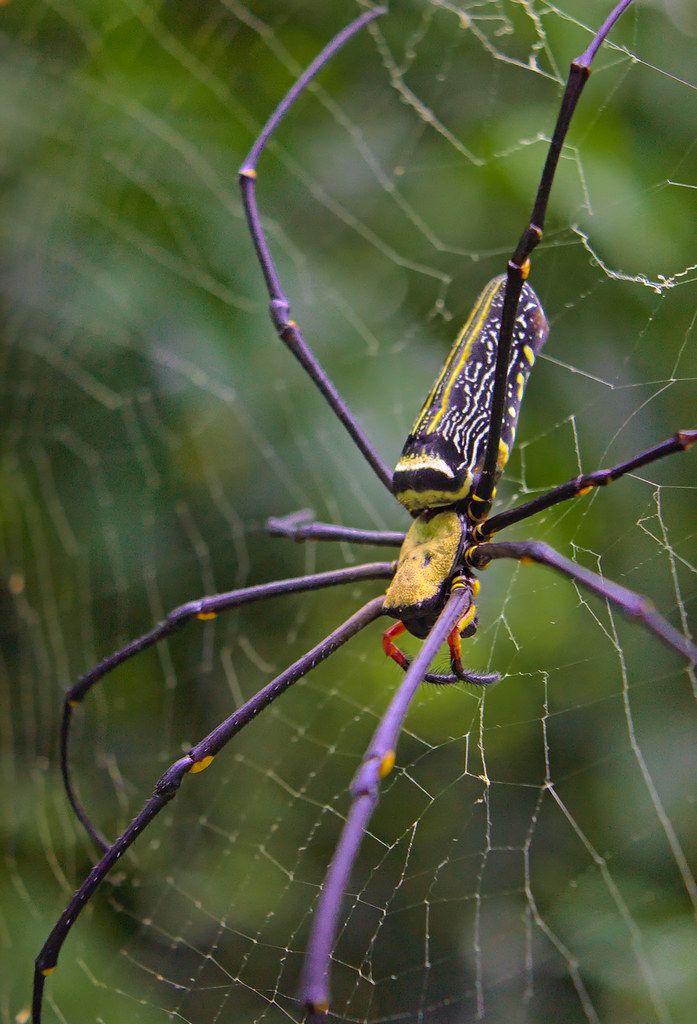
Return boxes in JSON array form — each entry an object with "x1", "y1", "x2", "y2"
[{"x1": 393, "y1": 275, "x2": 548, "y2": 514}]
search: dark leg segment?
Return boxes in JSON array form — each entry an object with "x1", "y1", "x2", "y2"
[
  {"x1": 238, "y1": 7, "x2": 393, "y2": 493},
  {"x1": 467, "y1": 540, "x2": 697, "y2": 664},
  {"x1": 470, "y1": 0, "x2": 635, "y2": 516},
  {"x1": 34, "y1": 597, "x2": 386, "y2": 1024},
  {"x1": 63, "y1": 562, "x2": 394, "y2": 851},
  {"x1": 480, "y1": 430, "x2": 697, "y2": 537},
  {"x1": 382, "y1": 620, "x2": 499, "y2": 686},
  {"x1": 268, "y1": 509, "x2": 405, "y2": 547},
  {"x1": 299, "y1": 587, "x2": 472, "y2": 1015}
]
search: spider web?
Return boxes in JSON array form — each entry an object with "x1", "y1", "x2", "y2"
[{"x1": 2, "y1": 1, "x2": 696, "y2": 1022}]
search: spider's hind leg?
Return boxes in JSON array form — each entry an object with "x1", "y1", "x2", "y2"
[
  {"x1": 239, "y1": 7, "x2": 393, "y2": 494},
  {"x1": 479, "y1": 429, "x2": 697, "y2": 538}
]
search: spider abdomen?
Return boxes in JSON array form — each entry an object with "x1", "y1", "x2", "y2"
[{"x1": 393, "y1": 275, "x2": 549, "y2": 514}]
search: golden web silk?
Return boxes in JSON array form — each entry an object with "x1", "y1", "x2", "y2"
[{"x1": 393, "y1": 275, "x2": 549, "y2": 513}]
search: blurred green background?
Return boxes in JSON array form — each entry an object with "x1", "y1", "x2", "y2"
[{"x1": 1, "y1": 1, "x2": 696, "y2": 1022}]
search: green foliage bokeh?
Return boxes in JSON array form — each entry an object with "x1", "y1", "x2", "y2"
[{"x1": 1, "y1": 2, "x2": 695, "y2": 1023}]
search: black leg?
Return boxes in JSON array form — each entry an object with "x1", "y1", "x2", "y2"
[
  {"x1": 470, "y1": 0, "x2": 635, "y2": 516},
  {"x1": 34, "y1": 597, "x2": 386, "y2": 1024},
  {"x1": 299, "y1": 586, "x2": 473, "y2": 1016},
  {"x1": 238, "y1": 7, "x2": 393, "y2": 494},
  {"x1": 62, "y1": 561, "x2": 394, "y2": 852},
  {"x1": 267, "y1": 509, "x2": 405, "y2": 547},
  {"x1": 466, "y1": 540, "x2": 696, "y2": 664},
  {"x1": 479, "y1": 430, "x2": 697, "y2": 537}
]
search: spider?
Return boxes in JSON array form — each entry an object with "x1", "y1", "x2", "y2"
[{"x1": 34, "y1": 2, "x2": 696, "y2": 1020}]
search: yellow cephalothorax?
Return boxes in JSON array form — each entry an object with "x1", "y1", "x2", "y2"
[{"x1": 384, "y1": 510, "x2": 466, "y2": 636}]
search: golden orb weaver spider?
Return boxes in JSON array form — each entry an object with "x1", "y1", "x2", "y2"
[{"x1": 33, "y1": 1, "x2": 696, "y2": 1020}]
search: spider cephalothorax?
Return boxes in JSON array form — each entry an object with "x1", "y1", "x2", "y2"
[
  {"x1": 34, "y1": 4, "x2": 696, "y2": 1023},
  {"x1": 381, "y1": 510, "x2": 495, "y2": 685},
  {"x1": 384, "y1": 510, "x2": 468, "y2": 637}
]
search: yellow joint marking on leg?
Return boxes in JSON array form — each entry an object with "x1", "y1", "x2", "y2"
[
  {"x1": 470, "y1": 492, "x2": 487, "y2": 503},
  {"x1": 239, "y1": 167, "x2": 257, "y2": 179},
  {"x1": 520, "y1": 556, "x2": 534, "y2": 566},
  {"x1": 471, "y1": 579, "x2": 481, "y2": 597},
  {"x1": 467, "y1": 508, "x2": 488, "y2": 524},
  {"x1": 67, "y1": 698, "x2": 79, "y2": 708},
  {"x1": 189, "y1": 754, "x2": 214, "y2": 774},
  {"x1": 379, "y1": 750, "x2": 396, "y2": 779},
  {"x1": 577, "y1": 484, "x2": 594, "y2": 497},
  {"x1": 310, "y1": 1000, "x2": 330, "y2": 1015},
  {"x1": 680, "y1": 431, "x2": 696, "y2": 450},
  {"x1": 522, "y1": 344, "x2": 535, "y2": 366},
  {"x1": 8, "y1": 572, "x2": 25, "y2": 595},
  {"x1": 288, "y1": 319, "x2": 298, "y2": 328},
  {"x1": 464, "y1": 545, "x2": 485, "y2": 567},
  {"x1": 196, "y1": 611, "x2": 217, "y2": 621},
  {"x1": 458, "y1": 604, "x2": 476, "y2": 630},
  {"x1": 41, "y1": 966, "x2": 56, "y2": 977},
  {"x1": 491, "y1": 487, "x2": 497, "y2": 498},
  {"x1": 521, "y1": 258, "x2": 531, "y2": 280},
  {"x1": 450, "y1": 576, "x2": 467, "y2": 592}
]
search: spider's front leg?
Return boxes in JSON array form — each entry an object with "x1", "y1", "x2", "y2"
[
  {"x1": 299, "y1": 587, "x2": 473, "y2": 1015},
  {"x1": 61, "y1": 561, "x2": 395, "y2": 853},
  {"x1": 34, "y1": 598, "x2": 386, "y2": 1024}
]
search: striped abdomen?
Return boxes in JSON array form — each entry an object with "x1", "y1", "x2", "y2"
[{"x1": 393, "y1": 275, "x2": 548, "y2": 514}]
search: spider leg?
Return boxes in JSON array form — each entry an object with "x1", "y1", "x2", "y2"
[
  {"x1": 382, "y1": 620, "x2": 499, "y2": 686},
  {"x1": 34, "y1": 597, "x2": 386, "y2": 1024},
  {"x1": 299, "y1": 587, "x2": 472, "y2": 1015},
  {"x1": 62, "y1": 561, "x2": 394, "y2": 853},
  {"x1": 467, "y1": 540, "x2": 697, "y2": 664},
  {"x1": 479, "y1": 430, "x2": 697, "y2": 538},
  {"x1": 238, "y1": 7, "x2": 393, "y2": 494},
  {"x1": 267, "y1": 509, "x2": 405, "y2": 547},
  {"x1": 470, "y1": 0, "x2": 635, "y2": 516}
]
